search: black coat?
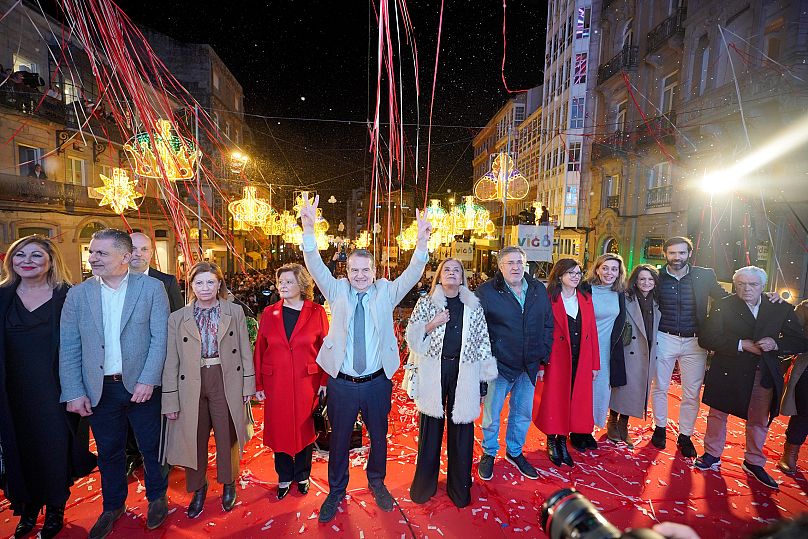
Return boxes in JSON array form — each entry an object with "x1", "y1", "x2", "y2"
[
  {"x1": 475, "y1": 272, "x2": 553, "y2": 383},
  {"x1": 608, "y1": 291, "x2": 628, "y2": 388},
  {"x1": 148, "y1": 267, "x2": 185, "y2": 312},
  {"x1": 0, "y1": 284, "x2": 96, "y2": 511},
  {"x1": 699, "y1": 295, "x2": 808, "y2": 423}
]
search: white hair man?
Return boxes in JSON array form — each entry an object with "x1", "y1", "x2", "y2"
[{"x1": 696, "y1": 266, "x2": 808, "y2": 489}]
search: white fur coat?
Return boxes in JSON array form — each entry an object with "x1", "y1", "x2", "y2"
[{"x1": 405, "y1": 285, "x2": 498, "y2": 424}]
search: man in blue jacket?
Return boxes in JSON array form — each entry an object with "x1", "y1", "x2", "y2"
[{"x1": 476, "y1": 246, "x2": 553, "y2": 480}]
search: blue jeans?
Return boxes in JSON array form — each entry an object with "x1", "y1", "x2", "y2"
[
  {"x1": 481, "y1": 372, "x2": 535, "y2": 457},
  {"x1": 88, "y1": 380, "x2": 167, "y2": 511}
]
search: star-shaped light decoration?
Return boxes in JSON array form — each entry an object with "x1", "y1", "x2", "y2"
[{"x1": 97, "y1": 168, "x2": 141, "y2": 214}]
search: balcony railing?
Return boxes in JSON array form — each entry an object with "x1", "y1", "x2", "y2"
[
  {"x1": 646, "y1": 185, "x2": 672, "y2": 208},
  {"x1": 606, "y1": 195, "x2": 620, "y2": 210},
  {"x1": 647, "y1": 6, "x2": 687, "y2": 54},
  {"x1": 591, "y1": 131, "x2": 632, "y2": 161},
  {"x1": 598, "y1": 45, "x2": 639, "y2": 85},
  {"x1": 635, "y1": 110, "x2": 677, "y2": 147},
  {"x1": 0, "y1": 172, "x2": 164, "y2": 214},
  {"x1": 0, "y1": 87, "x2": 67, "y2": 124}
]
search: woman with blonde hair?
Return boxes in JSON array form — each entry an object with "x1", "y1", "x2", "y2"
[
  {"x1": 0, "y1": 236, "x2": 95, "y2": 538},
  {"x1": 405, "y1": 257, "x2": 497, "y2": 507},
  {"x1": 575, "y1": 253, "x2": 626, "y2": 451},
  {"x1": 162, "y1": 261, "x2": 256, "y2": 518},
  {"x1": 254, "y1": 263, "x2": 329, "y2": 500}
]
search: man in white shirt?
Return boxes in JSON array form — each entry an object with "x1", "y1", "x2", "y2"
[{"x1": 60, "y1": 229, "x2": 170, "y2": 539}]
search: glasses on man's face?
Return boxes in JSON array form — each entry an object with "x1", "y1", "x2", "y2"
[{"x1": 503, "y1": 260, "x2": 524, "y2": 268}]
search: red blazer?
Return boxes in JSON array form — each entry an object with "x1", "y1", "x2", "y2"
[
  {"x1": 254, "y1": 299, "x2": 329, "y2": 455},
  {"x1": 533, "y1": 290, "x2": 600, "y2": 435}
]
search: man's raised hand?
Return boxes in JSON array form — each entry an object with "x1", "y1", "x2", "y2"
[
  {"x1": 300, "y1": 193, "x2": 320, "y2": 234},
  {"x1": 415, "y1": 208, "x2": 432, "y2": 250}
]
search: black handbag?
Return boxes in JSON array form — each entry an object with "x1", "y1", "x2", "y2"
[{"x1": 313, "y1": 395, "x2": 364, "y2": 451}]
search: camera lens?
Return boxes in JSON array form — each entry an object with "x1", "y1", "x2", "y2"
[{"x1": 540, "y1": 488, "x2": 622, "y2": 539}]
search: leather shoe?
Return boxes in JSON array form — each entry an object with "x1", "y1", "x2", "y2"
[
  {"x1": 651, "y1": 426, "x2": 667, "y2": 449},
  {"x1": 277, "y1": 484, "x2": 291, "y2": 500},
  {"x1": 14, "y1": 504, "x2": 40, "y2": 538},
  {"x1": 146, "y1": 495, "x2": 168, "y2": 530},
  {"x1": 222, "y1": 482, "x2": 237, "y2": 512},
  {"x1": 297, "y1": 479, "x2": 310, "y2": 495},
  {"x1": 547, "y1": 435, "x2": 562, "y2": 466},
  {"x1": 584, "y1": 433, "x2": 598, "y2": 450},
  {"x1": 39, "y1": 504, "x2": 65, "y2": 539},
  {"x1": 318, "y1": 492, "x2": 344, "y2": 523},
  {"x1": 558, "y1": 436, "x2": 575, "y2": 467},
  {"x1": 677, "y1": 434, "x2": 697, "y2": 459},
  {"x1": 88, "y1": 507, "x2": 124, "y2": 539},
  {"x1": 569, "y1": 433, "x2": 588, "y2": 453},
  {"x1": 369, "y1": 483, "x2": 395, "y2": 512},
  {"x1": 187, "y1": 483, "x2": 207, "y2": 519}
]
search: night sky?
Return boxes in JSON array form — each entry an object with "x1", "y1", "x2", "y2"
[{"x1": 117, "y1": 1, "x2": 546, "y2": 200}]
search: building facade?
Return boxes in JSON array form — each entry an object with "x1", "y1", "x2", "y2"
[
  {"x1": 0, "y1": 0, "x2": 178, "y2": 279},
  {"x1": 538, "y1": 0, "x2": 600, "y2": 264},
  {"x1": 589, "y1": 0, "x2": 808, "y2": 300}
]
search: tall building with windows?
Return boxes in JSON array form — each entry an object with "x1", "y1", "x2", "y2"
[
  {"x1": 538, "y1": 0, "x2": 598, "y2": 263},
  {"x1": 588, "y1": 0, "x2": 807, "y2": 300}
]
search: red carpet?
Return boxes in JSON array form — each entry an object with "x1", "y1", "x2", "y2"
[{"x1": 2, "y1": 373, "x2": 807, "y2": 538}]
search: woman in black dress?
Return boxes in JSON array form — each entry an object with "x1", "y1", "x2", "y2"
[{"x1": 0, "y1": 236, "x2": 96, "y2": 539}]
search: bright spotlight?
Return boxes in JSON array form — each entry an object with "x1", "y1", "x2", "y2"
[{"x1": 701, "y1": 173, "x2": 737, "y2": 194}]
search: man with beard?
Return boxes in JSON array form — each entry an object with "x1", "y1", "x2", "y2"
[{"x1": 649, "y1": 237, "x2": 727, "y2": 457}]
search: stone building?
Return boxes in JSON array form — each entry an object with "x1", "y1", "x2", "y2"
[
  {"x1": 588, "y1": 0, "x2": 808, "y2": 299},
  {"x1": 0, "y1": 0, "x2": 178, "y2": 279}
]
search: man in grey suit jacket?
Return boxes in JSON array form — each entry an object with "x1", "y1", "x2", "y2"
[
  {"x1": 60, "y1": 229, "x2": 170, "y2": 539},
  {"x1": 299, "y1": 194, "x2": 431, "y2": 523}
]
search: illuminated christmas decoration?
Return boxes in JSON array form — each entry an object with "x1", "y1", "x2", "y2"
[
  {"x1": 474, "y1": 153, "x2": 529, "y2": 201},
  {"x1": 451, "y1": 195, "x2": 490, "y2": 232},
  {"x1": 355, "y1": 230, "x2": 372, "y2": 249},
  {"x1": 96, "y1": 168, "x2": 141, "y2": 214},
  {"x1": 425, "y1": 199, "x2": 448, "y2": 229},
  {"x1": 228, "y1": 186, "x2": 273, "y2": 229},
  {"x1": 396, "y1": 221, "x2": 418, "y2": 251},
  {"x1": 123, "y1": 119, "x2": 200, "y2": 181}
]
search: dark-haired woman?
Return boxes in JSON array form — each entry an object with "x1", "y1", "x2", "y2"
[
  {"x1": 608, "y1": 264, "x2": 660, "y2": 447},
  {"x1": 533, "y1": 258, "x2": 600, "y2": 467},
  {"x1": 0, "y1": 236, "x2": 95, "y2": 539}
]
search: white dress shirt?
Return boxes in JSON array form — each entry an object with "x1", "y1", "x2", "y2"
[
  {"x1": 737, "y1": 296, "x2": 762, "y2": 352},
  {"x1": 99, "y1": 271, "x2": 130, "y2": 375}
]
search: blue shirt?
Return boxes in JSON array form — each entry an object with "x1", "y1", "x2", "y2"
[
  {"x1": 302, "y1": 232, "x2": 428, "y2": 376},
  {"x1": 506, "y1": 276, "x2": 528, "y2": 312}
]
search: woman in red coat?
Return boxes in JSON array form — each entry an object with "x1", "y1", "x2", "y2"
[
  {"x1": 254, "y1": 263, "x2": 328, "y2": 499},
  {"x1": 533, "y1": 258, "x2": 600, "y2": 467}
]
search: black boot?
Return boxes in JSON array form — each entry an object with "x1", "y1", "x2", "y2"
[
  {"x1": 14, "y1": 504, "x2": 40, "y2": 538},
  {"x1": 547, "y1": 435, "x2": 562, "y2": 466},
  {"x1": 221, "y1": 482, "x2": 237, "y2": 512},
  {"x1": 39, "y1": 504, "x2": 65, "y2": 539},
  {"x1": 558, "y1": 436, "x2": 574, "y2": 467},
  {"x1": 187, "y1": 483, "x2": 207, "y2": 519},
  {"x1": 569, "y1": 433, "x2": 588, "y2": 453}
]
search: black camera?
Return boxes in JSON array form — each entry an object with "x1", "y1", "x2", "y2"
[{"x1": 540, "y1": 489, "x2": 664, "y2": 539}]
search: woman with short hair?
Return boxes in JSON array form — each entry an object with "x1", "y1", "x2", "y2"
[
  {"x1": 162, "y1": 261, "x2": 256, "y2": 518},
  {"x1": 254, "y1": 263, "x2": 329, "y2": 500}
]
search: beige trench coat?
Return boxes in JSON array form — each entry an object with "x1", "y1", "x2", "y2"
[
  {"x1": 610, "y1": 294, "x2": 659, "y2": 419},
  {"x1": 161, "y1": 300, "x2": 256, "y2": 469}
]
